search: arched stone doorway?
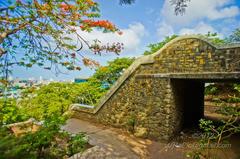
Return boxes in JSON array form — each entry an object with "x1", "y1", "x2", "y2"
[{"x1": 170, "y1": 75, "x2": 240, "y2": 136}]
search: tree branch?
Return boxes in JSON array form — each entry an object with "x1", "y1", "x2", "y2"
[
  {"x1": 0, "y1": 17, "x2": 37, "y2": 44},
  {"x1": 0, "y1": 48, "x2": 7, "y2": 57}
]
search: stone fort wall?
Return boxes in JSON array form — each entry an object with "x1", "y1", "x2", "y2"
[{"x1": 72, "y1": 36, "x2": 240, "y2": 140}]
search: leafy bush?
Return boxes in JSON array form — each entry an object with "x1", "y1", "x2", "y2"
[
  {"x1": 226, "y1": 95, "x2": 240, "y2": 103},
  {"x1": 67, "y1": 133, "x2": 88, "y2": 155},
  {"x1": 143, "y1": 35, "x2": 178, "y2": 55},
  {"x1": 0, "y1": 115, "x2": 88, "y2": 159},
  {"x1": 127, "y1": 117, "x2": 136, "y2": 133},
  {"x1": 188, "y1": 83, "x2": 240, "y2": 159},
  {"x1": 0, "y1": 98, "x2": 28, "y2": 125},
  {"x1": 233, "y1": 84, "x2": 240, "y2": 93},
  {"x1": 73, "y1": 81, "x2": 106, "y2": 105},
  {"x1": 19, "y1": 82, "x2": 105, "y2": 120},
  {"x1": 216, "y1": 105, "x2": 240, "y2": 116},
  {"x1": 0, "y1": 57, "x2": 136, "y2": 158},
  {"x1": 204, "y1": 85, "x2": 218, "y2": 95},
  {"x1": 91, "y1": 57, "x2": 134, "y2": 88}
]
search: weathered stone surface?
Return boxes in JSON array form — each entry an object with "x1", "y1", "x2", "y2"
[
  {"x1": 68, "y1": 146, "x2": 128, "y2": 159},
  {"x1": 71, "y1": 35, "x2": 240, "y2": 141},
  {"x1": 134, "y1": 127, "x2": 148, "y2": 138},
  {"x1": 6, "y1": 118, "x2": 41, "y2": 136}
]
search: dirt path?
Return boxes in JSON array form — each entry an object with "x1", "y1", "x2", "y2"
[
  {"x1": 63, "y1": 118, "x2": 240, "y2": 159},
  {"x1": 63, "y1": 118, "x2": 151, "y2": 159}
]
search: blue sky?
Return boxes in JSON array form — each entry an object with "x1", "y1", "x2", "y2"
[{"x1": 12, "y1": 0, "x2": 240, "y2": 80}]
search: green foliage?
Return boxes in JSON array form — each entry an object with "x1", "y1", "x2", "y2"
[
  {"x1": 0, "y1": 0, "x2": 122, "y2": 77},
  {"x1": 143, "y1": 32, "x2": 228, "y2": 57},
  {"x1": 0, "y1": 98, "x2": 28, "y2": 125},
  {"x1": 204, "y1": 32, "x2": 226, "y2": 45},
  {"x1": 226, "y1": 84, "x2": 240, "y2": 103},
  {"x1": 191, "y1": 117, "x2": 240, "y2": 159},
  {"x1": 0, "y1": 33, "x2": 136, "y2": 159},
  {"x1": 204, "y1": 85, "x2": 218, "y2": 95},
  {"x1": 19, "y1": 82, "x2": 105, "y2": 120},
  {"x1": 67, "y1": 133, "x2": 88, "y2": 155},
  {"x1": 0, "y1": 115, "x2": 88, "y2": 159},
  {"x1": 15, "y1": 57, "x2": 134, "y2": 122},
  {"x1": 233, "y1": 83, "x2": 240, "y2": 92},
  {"x1": 227, "y1": 95, "x2": 240, "y2": 103},
  {"x1": 199, "y1": 117, "x2": 240, "y2": 144},
  {"x1": 199, "y1": 119, "x2": 216, "y2": 139},
  {"x1": 216, "y1": 105, "x2": 240, "y2": 116},
  {"x1": 0, "y1": 88, "x2": 89, "y2": 158},
  {"x1": 1, "y1": 57, "x2": 135, "y2": 124},
  {"x1": 73, "y1": 81, "x2": 106, "y2": 105},
  {"x1": 0, "y1": 127, "x2": 35, "y2": 159},
  {"x1": 143, "y1": 35, "x2": 178, "y2": 55},
  {"x1": 91, "y1": 57, "x2": 135, "y2": 88},
  {"x1": 190, "y1": 83, "x2": 240, "y2": 158},
  {"x1": 202, "y1": 83, "x2": 240, "y2": 143},
  {"x1": 127, "y1": 116, "x2": 136, "y2": 133},
  {"x1": 227, "y1": 28, "x2": 240, "y2": 42}
]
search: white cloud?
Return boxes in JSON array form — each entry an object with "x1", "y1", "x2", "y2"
[
  {"x1": 161, "y1": 0, "x2": 240, "y2": 25},
  {"x1": 70, "y1": 22, "x2": 147, "y2": 52},
  {"x1": 219, "y1": 18, "x2": 240, "y2": 36},
  {"x1": 179, "y1": 22, "x2": 216, "y2": 35},
  {"x1": 208, "y1": 6, "x2": 239, "y2": 20},
  {"x1": 156, "y1": 22, "x2": 174, "y2": 40},
  {"x1": 155, "y1": 0, "x2": 240, "y2": 39}
]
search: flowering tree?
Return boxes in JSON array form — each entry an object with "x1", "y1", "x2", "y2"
[{"x1": 0, "y1": 0, "x2": 124, "y2": 79}]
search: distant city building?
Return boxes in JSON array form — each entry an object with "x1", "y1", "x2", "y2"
[
  {"x1": 74, "y1": 77, "x2": 89, "y2": 83},
  {"x1": 0, "y1": 77, "x2": 83, "y2": 98},
  {"x1": 0, "y1": 77, "x2": 59, "y2": 99}
]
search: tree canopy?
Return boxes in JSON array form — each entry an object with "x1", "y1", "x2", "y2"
[
  {"x1": 143, "y1": 32, "x2": 232, "y2": 56},
  {"x1": 227, "y1": 28, "x2": 240, "y2": 43},
  {"x1": 19, "y1": 81, "x2": 105, "y2": 120},
  {"x1": 91, "y1": 57, "x2": 134, "y2": 87},
  {"x1": 0, "y1": 0, "x2": 193, "y2": 82},
  {"x1": 0, "y1": 57, "x2": 134, "y2": 121},
  {"x1": 143, "y1": 35, "x2": 178, "y2": 55},
  {"x1": 0, "y1": 0, "x2": 124, "y2": 80}
]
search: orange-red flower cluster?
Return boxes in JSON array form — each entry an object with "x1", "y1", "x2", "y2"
[
  {"x1": 82, "y1": 58, "x2": 100, "y2": 68},
  {"x1": 81, "y1": 20, "x2": 117, "y2": 31},
  {"x1": 60, "y1": 3, "x2": 75, "y2": 12},
  {"x1": 85, "y1": 0, "x2": 96, "y2": 6}
]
